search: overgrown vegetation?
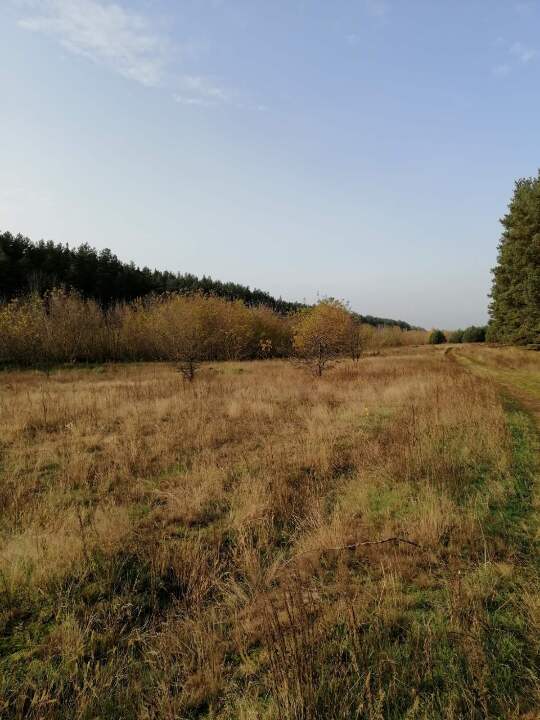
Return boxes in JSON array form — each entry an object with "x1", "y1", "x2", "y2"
[
  {"x1": 0, "y1": 291, "x2": 429, "y2": 367},
  {"x1": 1, "y1": 346, "x2": 538, "y2": 718}
]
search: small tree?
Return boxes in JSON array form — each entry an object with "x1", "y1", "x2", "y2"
[
  {"x1": 448, "y1": 329, "x2": 464, "y2": 344},
  {"x1": 248, "y1": 305, "x2": 293, "y2": 358},
  {"x1": 43, "y1": 289, "x2": 106, "y2": 364},
  {"x1": 0, "y1": 294, "x2": 44, "y2": 367},
  {"x1": 155, "y1": 294, "x2": 210, "y2": 381},
  {"x1": 345, "y1": 319, "x2": 366, "y2": 361},
  {"x1": 346, "y1": 313, "x2": 376, "y2": 362},
  {"x1": 429, "y1": 329, "x2": 446, "y2": 345},
  {"x1": 293, "y1": 299, "x2": 351, "y2": 376}
]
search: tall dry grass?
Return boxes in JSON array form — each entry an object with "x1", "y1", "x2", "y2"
[{"x1": 1, "y1": 349, "x2": 538, "y2": 718}]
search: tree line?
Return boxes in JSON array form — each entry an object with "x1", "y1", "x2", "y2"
[
  {"x1": 427, "y1": 326, "x2": 487, "y2": 345},
  {"x1": 0, "y1": 290, "x2": 429, "y2": 370},
  {"x1": 0, "y1": 231, "x2": 302, "y2": 314},
  {"x1": 0, "y1": 231, "x2": 417, "y2": 330},
  {"x1": 4, "y1": 167, "x2": 539, "y2": 348}
]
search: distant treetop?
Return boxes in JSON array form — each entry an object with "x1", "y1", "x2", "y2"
[
  {"x1": 0, "y1": 231, "x2": 303, "y2": 313},
  {"x1": 0, "y1": 230, "x2": 416, "y2": 328},
  {"x1": 354, "y1": 313, "x2": 421, "y2": 332}
]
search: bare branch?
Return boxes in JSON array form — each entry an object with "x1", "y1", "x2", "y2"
[{"x1": 283, "y1": 536, "x2": 424, "y2": 567}]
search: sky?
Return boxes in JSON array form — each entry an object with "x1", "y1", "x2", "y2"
[{"x1": 1, "y1": 0, "x2": 539, "y2": 328}]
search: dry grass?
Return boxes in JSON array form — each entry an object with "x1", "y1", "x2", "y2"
[
  {"x1": 452, "y1": 345, "x2": 540, "y2": 404},
  {"x1": 0, "y1": 350, "x2": 538, "y2": 719}
]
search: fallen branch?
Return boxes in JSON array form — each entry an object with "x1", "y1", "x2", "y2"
[{"x1": 283, "y1": 536, "x2": 424, "y2": 567}]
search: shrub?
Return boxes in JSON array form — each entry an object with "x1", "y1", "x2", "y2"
[
  {"x1": 448, "y1": 329, "x2": 464, "y2": 343},
  {"x1": 429, "y1": 329, "x2": 447, "y2": 345},
  {"x1": 0, "y1": 289, "x2": 430, "y2": 368}
]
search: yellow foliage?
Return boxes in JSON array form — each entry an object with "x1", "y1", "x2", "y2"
[
  {"x1": 0, "y1": 291, "x2": 429, "y2": 368},
  {"x1": 293, "y1": 299, "x2": 354, "y2": 375}
]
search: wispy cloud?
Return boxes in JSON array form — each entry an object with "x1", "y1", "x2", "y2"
[
  {"x1": 509, "y1": 41, "x2": 536, "y2": 63},
  {"x1": 16, "y1": 0, "x2": 170, "y2": 86},
  {"x1": 15, "y1": 1, "x2": 260, "y2": 111},
  {"x1": 174, "y1": 74, "x2": 230, "y2": 106},
  {"x1": 172, "y1": 75, "x2": 267, "y2": 112},
  {"x1": 492, "y1": 38, "x2": 537, "y2": 77}
]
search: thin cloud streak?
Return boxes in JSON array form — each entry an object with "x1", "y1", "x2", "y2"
[
  {"x1": 17, "y1": 0, "x2": 170, "y2": 86},
  {"x1": 15, "y1": 1, "x2": 251, "y2": 110},
  {"x1": 174, "y1": 74, "x2": 230, "y2": 106},
  {"x1": 491, "y1": 39, "x2": 537, "y2": 77}
]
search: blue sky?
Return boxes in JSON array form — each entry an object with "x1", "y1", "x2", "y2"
[{"x1": 1, "y1": 0, "x2": 539, "y2": 328}]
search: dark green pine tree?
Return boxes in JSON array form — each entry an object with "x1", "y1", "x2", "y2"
[{"x1": 489, "y1": 172, "x2": 540, "y2": 344}]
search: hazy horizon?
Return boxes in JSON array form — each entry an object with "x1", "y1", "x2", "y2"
[{"x1": 2, "y1": 0, "x2": 540, "y2": 328}]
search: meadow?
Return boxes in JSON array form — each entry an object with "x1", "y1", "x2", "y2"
[{"x1": 0, "y1": 345, "x2": 538, "y2": 719}]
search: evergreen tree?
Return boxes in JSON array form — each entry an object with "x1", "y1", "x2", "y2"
[
  {"x1": 0, "y1": 231, "x2": 304, "y2": 313},
  {"x1": 448, "y1": 329, "x2": 464, "y2": 343},
  {"x1": 429, "y1": 329, "x2": 446, "y2": 345},
  {"x1": 489, "y1": 172, "x2": 540, "y2": 344},
  {"x1": 462, "y1": 325, "x2": 486, "y2": 343},
  {"x1": 0, "y1": 230, "x2": 418, "y2": 328}
]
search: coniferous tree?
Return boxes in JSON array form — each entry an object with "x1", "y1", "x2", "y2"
[
  {"x1": 448, "y1": 329, "x2": 464, "y2": 343},
  {"x1": 489, "y1": 173, "x2": 540, "y2": 344},
  {"x1": 0, "y1": 231, "x2": 418, "y2": 329},
  {"x1": 462, "y1": 325, "x2": 486, "y2": 343},
  {"x1": 428, "y1": 329, "x2": 446, "y2": 345},
  {"x1": 0, "y1": 232, "x2": 304, "y2": 313}
]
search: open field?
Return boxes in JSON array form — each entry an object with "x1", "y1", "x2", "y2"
[{"x1": 1, "y1": 347, "x2": 539, "y2": 719}]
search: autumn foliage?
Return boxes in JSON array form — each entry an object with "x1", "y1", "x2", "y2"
[
  {"x1": 0, "y1": 291, "x2": 429, "y2": 368},
  {"x1": 292, "y1": 299, "x2": 356, "y2": 375}
]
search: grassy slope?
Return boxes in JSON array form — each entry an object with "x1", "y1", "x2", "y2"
[{"x1": 0, "y1": 349, "x2": 539, "y2": 719}]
